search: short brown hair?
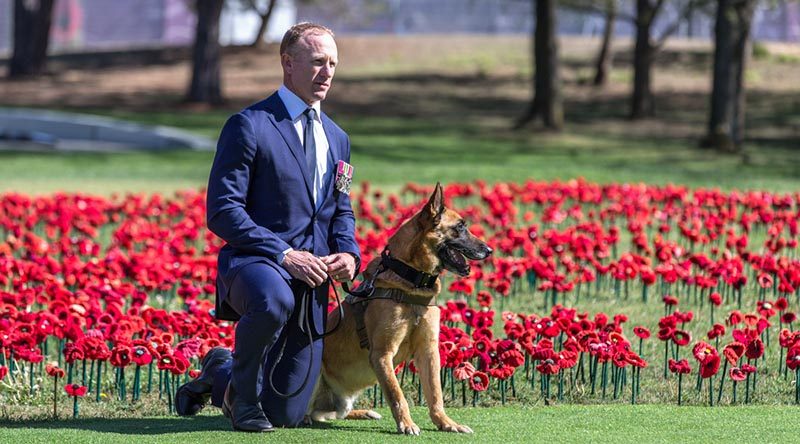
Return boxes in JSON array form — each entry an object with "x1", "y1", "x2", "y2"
[{"x1": 279, "y1": 22, "x2": 334, "y2": 55}]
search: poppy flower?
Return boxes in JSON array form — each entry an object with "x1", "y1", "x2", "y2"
[
  {"x1": 668, "y1": 358, "x2": 691, "y2": 375},
  {"x1": 706, "y1": 323, "x2": 726, "y2": 340},
  {"x1": 468, "y1": 371, "x2": 489, "y2": 392},
  {"x1": 787, "y1": 346, "x2": 800, "y2": 370},
  {"x1": 633, "y1": 326, "x2": 651, "y2": 339},
  {"x1": 672, "y1": 330, "x2": 691, "y2": 346},
  {"x1": 45, "y1": 363, "x2": 66, "y2": 378},
  {"x1": 132, "y1": 346, "x2": 153, "y2": 366},
  {"x1": 709, "y1": 292, "x2": 722, "y2": 306},
  {"x1": 782, "y1": 312, "x2": 796, "y2": 324},
  {"x1": 536, "y1": 358, "x2": 561, "y2": 375},
  {"x1": 700, "y1": 354, "x2": 721, "y2": 378},
  {"x1": 745, "y1": 338, "x2": 765, "y2": 360},
  {"x1": 64, "y1": 384, "x2": 88, "y2": 397},
  {"x1": 722, "y1": 342, "x2": 745, "y2": 366},
  {"x1": 729, "y1": 367, "x2": 747, "y2": 382},
  {"x1": 110, "y1": 345, "x2": 132, "y2": 368},
  {"x1": 454, "y1": 362, "x2": 476, "y2": 381}
]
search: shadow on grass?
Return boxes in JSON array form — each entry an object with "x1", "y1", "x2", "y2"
[{"x1": 0, "y1": 415, "x2": 404, "y2": 436}]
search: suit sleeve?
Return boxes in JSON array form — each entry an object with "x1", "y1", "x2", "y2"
[
  {"x1": 207, "y1": 113, "x2": 292, "y2": 260},
  {"x1": 328, "y1": 133, "x2": 362, "y2": 269}
]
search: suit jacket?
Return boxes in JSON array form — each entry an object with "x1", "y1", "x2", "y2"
[{"x1": 207, "y1": 92, "x2": 361, "y2": 321}]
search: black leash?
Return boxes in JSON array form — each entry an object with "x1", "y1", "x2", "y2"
[{"x1": 268, "y1": 276, "x2": 345, "y2": 399}]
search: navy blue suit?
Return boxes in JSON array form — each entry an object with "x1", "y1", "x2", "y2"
[{"x1": 206, "y1": 91, "x2": 359, "y2": 426}]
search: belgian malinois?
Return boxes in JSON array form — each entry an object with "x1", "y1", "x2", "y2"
[{"x1": 308, "y1": 183, "x2": 492, "y2": 435}]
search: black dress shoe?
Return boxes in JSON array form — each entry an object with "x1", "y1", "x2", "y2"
[
  {"x1": 224, "y1": 382, "x2": 274, "y2": 432},
  {"x1": 175, "y1": 347, "x2": 232, "y2": 416}
]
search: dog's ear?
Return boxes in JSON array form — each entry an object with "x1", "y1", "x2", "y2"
[{"x1": 421, "y1": 182, "x2": 445, "y2": 225}]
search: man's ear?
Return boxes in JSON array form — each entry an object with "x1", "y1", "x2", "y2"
[{"x1": 421, "y1": 182, "x2": 445, "y2": 225}]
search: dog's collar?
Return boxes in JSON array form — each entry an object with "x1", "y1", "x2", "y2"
[{"x1": 381, "y1": 249, "x2": 439, "y2": 290}]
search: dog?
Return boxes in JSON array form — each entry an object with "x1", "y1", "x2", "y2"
[{"x1": 308, "y1": 183, "x2": 492, "y2": 435}]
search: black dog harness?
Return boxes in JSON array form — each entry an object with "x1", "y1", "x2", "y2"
[{"x1": 345, "y1": 249, "x2": 440, "y2": 350}]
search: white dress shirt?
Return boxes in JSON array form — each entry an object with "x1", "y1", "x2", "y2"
[
  {"x1": 276, "y1": 85, "x2": 332, "y2": 263},
  {"x1": 277, "y1": 85, "x2": 331, "y2": 205}
]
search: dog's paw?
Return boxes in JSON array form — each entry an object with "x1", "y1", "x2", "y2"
[
  {"x1": 439, "y1": 422, "x2": 473, "y2": 434},
  {"x1": 364, "y1": 410, "x2": 382, "y2": 420},
  {"x1": 310, "y1": 410, "x2": 337, "y2": 423},
  {"x1": 397, "y1": 420, "x2": 421, "y2": 435}
]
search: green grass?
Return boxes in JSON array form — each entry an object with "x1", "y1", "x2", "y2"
[
  {"x1": 1, "y1": 112, "x2": 798, "y2": 196},
  {"x1": 0, "y1": 405, "x2": 795, "y2": 443}
]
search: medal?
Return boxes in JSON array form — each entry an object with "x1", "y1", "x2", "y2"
[{"x1": 335, "y1": 160, "x2": 354, "y2": 194}]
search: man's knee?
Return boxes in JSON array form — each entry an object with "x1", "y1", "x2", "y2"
[{"x1": 231, "y1": 264, "x2": 295, "y2": 318}]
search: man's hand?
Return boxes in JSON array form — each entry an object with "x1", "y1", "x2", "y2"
[
  {"x1": 320, "y1": 253, "x2": 356, "y2": 282},
  {"x1": 282, "y1": 250, "x2": 329, "y2": 287}
]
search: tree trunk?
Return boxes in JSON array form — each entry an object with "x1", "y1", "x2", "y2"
[
  {"x1": 186, "y1": 0, "x2": 225, "y2": 104},
  {"x1": 515, "y1": 0, "x2": 563, "y2": 131},
  {"x1": 9, "y1": 0, "x2": 55, "y2": 78},
  {"x1": 250, "y1": 0, "x2": 278, "y2": 48},
  {"x1": 630, "y1": 0, "x2": 657, "y2": 119},
  {"x1": 705, "y1": 0, "x2": 755, "y2": 152},
  {"x1": 593, "y1": 0, "x2": 617, "y2": 87}
]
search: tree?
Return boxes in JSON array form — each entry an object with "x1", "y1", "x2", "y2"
[
  {"x1": 186, "y1": 0, "x2": 225, "y2": 105},
  {"x1": 560, "y1": 0, "x2": 624, "y2": 88},
  {"x1": 630, "y1": 0, "x2": 711, "y2": 119},
  {"x1": 515, "y1": 0, "x2": 563, "y2": 131},
  {"x1": 704, "y1": 0, "x2": 757, "y2": 152},
  {"x1": 9, "y1": 0, "x2": 55, "y2": 78},
  {"x1": 593, "y1": 0, "x2": 617, "y2": 86},
  {"x1": 242, "y1": 0, "x2": 279, "y2": 48}
]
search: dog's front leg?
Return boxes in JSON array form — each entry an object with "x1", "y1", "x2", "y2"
[
  {"x1": 370, "y1": 350, "x2": 420, "y2": 435},
  {"x1": 415, "y1": 331, "x2": 473, "y2": 433}
]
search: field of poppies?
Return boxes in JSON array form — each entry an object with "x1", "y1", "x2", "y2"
[{"x1": 1, "y1": 179, "x2": 800, "y2": 422}]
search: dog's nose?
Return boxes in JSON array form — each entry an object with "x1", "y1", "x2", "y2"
[{"x1": 484, "y1": 245, "x2": 493, "y2": 256}]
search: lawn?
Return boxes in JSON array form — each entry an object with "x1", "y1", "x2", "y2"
[{"x1": 0, "y1": 405, "x2": 793, "y2": 443}]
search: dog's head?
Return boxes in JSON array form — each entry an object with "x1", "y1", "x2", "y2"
[{"x1": 417, "y1": 183, "x2": 492, "y2": 276}]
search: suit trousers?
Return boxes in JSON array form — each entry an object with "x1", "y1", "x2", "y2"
[{"x1": 210, "y1": 262, "x2": 325, "y2": 427}]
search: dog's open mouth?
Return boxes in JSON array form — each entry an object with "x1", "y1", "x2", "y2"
[{"x1": 438, "y1": 245, "x2": 470, "y2": 276}]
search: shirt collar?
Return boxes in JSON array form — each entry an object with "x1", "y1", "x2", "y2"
[{"x1": 278, "y1": 85, "x2": 321, "y2": 122}]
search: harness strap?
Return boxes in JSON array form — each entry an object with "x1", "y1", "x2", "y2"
[{"x1": 346, "y1": 287, "x2": 437, "y2": 350}]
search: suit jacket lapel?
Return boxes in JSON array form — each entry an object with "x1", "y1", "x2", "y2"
[
  {"x1": 262, "y1": 93, "x2": 314, "y2": 205},
  {"x1": 321, "y1": 113, "x2": 340, "y2": 203}
]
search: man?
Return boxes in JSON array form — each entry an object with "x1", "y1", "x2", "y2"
[{"x1": 175, "y1": 23, "x2": 360, "y2": 432}]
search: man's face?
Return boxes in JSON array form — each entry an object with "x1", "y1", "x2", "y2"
[{"x1": 282, "y1": 32, "x2": 338, "y2": 105}]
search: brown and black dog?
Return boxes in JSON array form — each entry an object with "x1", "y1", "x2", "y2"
[{"x1": 308, "y1": 183, "x2": 492, "y2": 435}]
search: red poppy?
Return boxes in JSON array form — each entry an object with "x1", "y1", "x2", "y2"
[
  {"x1": 700, "y1": 354, "x2": 721, "y2": 378},
  {"x1": 110, "y1": 345, "x2": 132, "y2": 368},
  {"x1": 668, "y1": 358, "x2": 691, "y2": 375},
  {"x1": 132, "y1": 345, "x2": 153, "y2": 366},
  {"x1": 786, "y1": 346, "x2": 800, "y2": 370},
  {"x1": 189, "y1": 369, "x2": 201, "y2": 379},
  {"x1": 45, "y1": 363, "x2": 66, "y2": 378},
  {"x1": 729, "y1": 367, "x2": 747, "y2": 382},
  {"x1": 468, "y1": 371, "x2": 489, "y2": 392},
  {"x1": 672, "y1": 330, "x2": 691, "y2": 346},
  {"x1": 775, "y1": 297, "x2": 789, "y2": 311},
  {"x1": 662, "y1": 295, "x2": 679, "y2": 306},
  {"x1": 782, "y1": 312, "x2": 796, "y2": 324},
  {"x1": 536, "y1": 358, "x2": 560, "y2": 375},
  {"x1": 706, "y1": 323, "x2": 726, "y2": 340},
  {"x1": 64, "y1": 384, "x2": 88, "y2": 397},
  {"x1": 745, "y1": 338, "x2": 765, "y2": 360},
  {"x1": 454, "y1": 362, "x2": 475, "y2": 381},
  {"x1": 708, "y1": 292, "x2": 722, "y2": 306},
  {"x1": 722, "y1": 342, "x2": 745, "y2": 366},
  {"x1": 633, "y1": 326, "x2": 651, "y2": 339}
]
